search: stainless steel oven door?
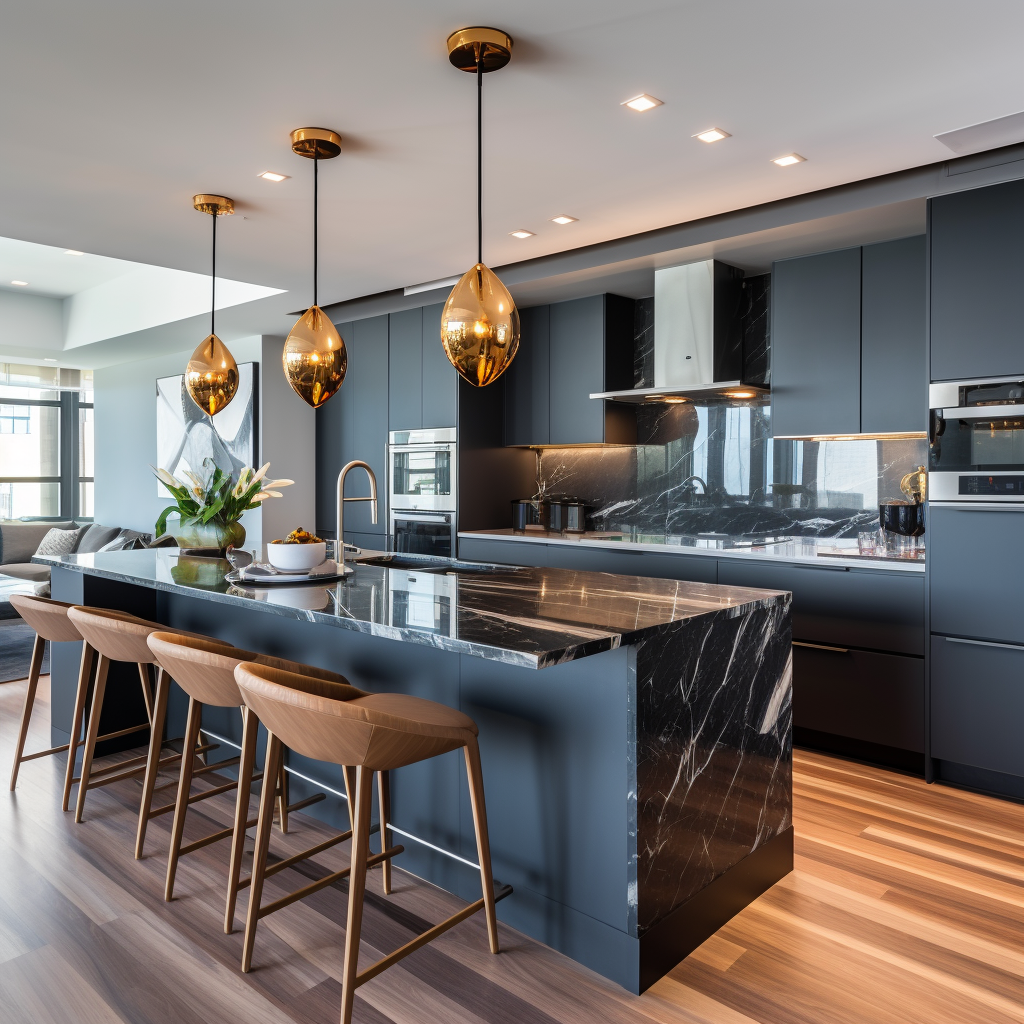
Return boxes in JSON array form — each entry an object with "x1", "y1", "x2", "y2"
[
  {"x1": 390, "y1": 511, "x2": 455, "y2": 558},
  {"x1": 387, "y1": 443, "x2": 456, "y2": 513}
]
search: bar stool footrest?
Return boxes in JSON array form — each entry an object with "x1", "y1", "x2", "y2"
[{"x1": 19, "y1": 742, "x2": 71, "y2": 763}]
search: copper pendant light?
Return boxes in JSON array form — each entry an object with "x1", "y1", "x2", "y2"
[
  {"x1": 186, "y1": 195, "x2": 239, "y2": 416},
  {"x1": 282, "y1": 128, "x2": 348, "y2": 408},
  {"x1": 440, "y1": 28, "x2": 520, "y2": 388}
]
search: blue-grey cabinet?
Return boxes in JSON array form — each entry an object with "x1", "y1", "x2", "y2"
[
  {"x1": 389, "y1": 302, "x2": 456, "y2": 432},
  {"x1": 930, "y1": 178, "x2": 1024, "y2": 382},
  {"x1": 503, "y1": 294, "x2": 635, "y2": 446}
]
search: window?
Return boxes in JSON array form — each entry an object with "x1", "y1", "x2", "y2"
[{"x1": 0, "y1": 406, "x2": 31, "y2": 434}]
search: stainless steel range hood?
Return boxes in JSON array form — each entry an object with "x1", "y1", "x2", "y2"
[{"x1": 591, "y1": 259, "x2": 768, "y2": 404}]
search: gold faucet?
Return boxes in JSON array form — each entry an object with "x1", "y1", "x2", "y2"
[{"x1": 336, "y1": 461, "x2": 377, "y2": 572}]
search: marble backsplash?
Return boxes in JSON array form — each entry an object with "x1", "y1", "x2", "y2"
[{"x1": 534, "y1": 401, "x2": 928, "y2": 539}]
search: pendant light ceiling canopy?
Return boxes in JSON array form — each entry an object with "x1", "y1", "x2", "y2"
[
  {"x1": 186, "y1": 193, "x2": 239, "y2": 417},
  {"x1": 282, "y1": 127, "x2": 349, "y2": 409},
  {"x1": 440, "y1": 27, "x2": 521, "y2": 388}
]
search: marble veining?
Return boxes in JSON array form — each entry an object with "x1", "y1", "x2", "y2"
[{"x1": 37, "y1": 549, "x2": 790, "y2": 670}]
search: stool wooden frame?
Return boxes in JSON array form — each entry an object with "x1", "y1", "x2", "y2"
[
  {"x1": 63, "y1": 607, "x2": 220, "y2": 856},
  {"x1": 146, "y1": 632, "x2": 364, "y2": 933},
  {"x1": 235, "y1": 662, "x2": 506, "y2": 1024}
]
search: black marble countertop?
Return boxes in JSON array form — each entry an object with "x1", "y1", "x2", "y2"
[
  {"x1": 37, "y1": 549, "x2": 788, "y2": 670},
  {"x1": 460, "y1": 528, "x2": 926, "y2": 573}
]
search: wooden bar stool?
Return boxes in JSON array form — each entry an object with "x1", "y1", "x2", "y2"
[
  {"x1": 63, "y1": 606, "x2": 220, "y2": 854},
  {"x1": 235, "y1": 662, "x2": 508, "y2": 1024},
  {"x1": 146, "y1": 631, "x2": 365, "y2": 932},
  {"x1": 8, "y1": 595, "x2": 87, "y2": 790}
]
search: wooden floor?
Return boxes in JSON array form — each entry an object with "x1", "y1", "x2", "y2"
[{"x1": 0, "y1": 674, "x2": 1021, "y2": 1024}]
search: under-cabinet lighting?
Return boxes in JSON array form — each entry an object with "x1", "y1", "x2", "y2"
[
  {"x1": 693, "y1": 128, "x2": 730, "y2": 143},
  {"x1": 622, "y1": 94, "x2": 663, "y2": 112},
  {"x1": 724, "y1": 390, "x2": 757, "y2": 398},
  {"x1": 551, "y1": 215, "x2": 577, "y2": 225},
  {"x1": 772, "y1": 153, "x2": 806, "y2": 167},
  {"x1": 509, "y1": 229, "x2": 535, "y2": 239},
  {"x1": 258, "y1": 171, "x2": 290, "y2": 182},
  {"x1": 773, "y1": 431, "x2": 928, "y2": 442}
]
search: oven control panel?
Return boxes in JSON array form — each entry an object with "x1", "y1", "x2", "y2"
[{"x1": 960, "y1": 475, "x2": 1024, "y2": 495}]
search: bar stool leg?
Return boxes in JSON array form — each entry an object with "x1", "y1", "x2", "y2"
[
  {"x1": 225, "y1": 705, "x2": 259, "y2": 934},
  {"x1": 62, "y1": 642, "x2": 96, "y2": 812},
  {"x1": 74, "y1": 654, "x2": 110, "y2": 823},
  {"x1": 241, "y1": 733, "x2": 283, "y2": 973},
  {"x1": 342, "y1": 764, "x2": 356, "y2": 831},
  {"x1": 135, "y1": 667, "x2": 171, "y2": 858},
  {"x1": 10, "y1": 634, "x2": 46, "y2": 791},
  {"x1": 136, "y1": 663, "x2": 154, "y2": 725},
  {"x1": 164, "y1": 696, "x2": 203, "y2": 899},
  {"x1": 340, "y1": 765, "x2": 374, "y2": 1024},
  {"x1": 377, "y1": 770, "x2": 392, "y2": 895},
  {"x1": 276, "y1": 761, "x2": 289, "y2": 834},
  {"x1": 464, "y1": 739, "x2": 499, "y2": 954}
]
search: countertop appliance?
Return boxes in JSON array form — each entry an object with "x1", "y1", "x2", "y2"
[
  {"x1": 388, "y1": 427, "x2": 457, "y2": 556},
  {"x1": 929, "y1": 376, "x2": 1024, "y2": 502},
  {"x1": 511, "y1": 497, "x2": 587, "y2": 533}
]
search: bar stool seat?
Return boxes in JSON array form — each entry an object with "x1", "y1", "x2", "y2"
[
  {"x1": 8, "y1": 595, "x2": 86, "y2": 790},
  {"x1": 146, "y1": 631, "x2": 367, "y2": 933},
  {"x1": 235, "y1": 662, "x2": 506, "y2": 1024},
  {"x1": 64, "y1": 606, "x2": 225, "y2": 856}
]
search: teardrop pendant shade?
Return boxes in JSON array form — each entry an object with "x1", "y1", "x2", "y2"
[
  {"x1": 282, "y1": 304, "x2": 348, "y2": 408},
  {"x1": 440, "y1": 263, "x2": 520, "y2": 387},
  {"x1": 186, "y1": 333, "x2": 239, "y2": 416}
]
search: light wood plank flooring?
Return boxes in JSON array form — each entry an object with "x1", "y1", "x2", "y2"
[{"x1": 0, "y1": 672, "x2": 1020, "y2": 1023}]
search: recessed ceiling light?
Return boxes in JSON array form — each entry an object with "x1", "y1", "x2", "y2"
[
  {"x1": 509, "y1": 229, "x2": 535, "y2": 239},
  {"x1": 551, "y1": 215, "x2": 577, "y2": 225},
  {"x1": 772, "y1": 153, "x2": 806, "y2": 167},
  {"x1": 258, "y1": 171, "x2": 289, "y2": 182},
  {"x1": 693, "y1": 128, "x2": 730, "y2": 143},
  {"x1": 10, "y1": 280, "x2": 27, "y2": 286},
  {"x1": 63, "y1": 249, "x2": 85, "y2": 256},
  {"x1": 622, "y1": 94, "x2": 663, "y2": 112},
  {"x1": 43, "y1": 358, "x2": 58, "y2": 363}
]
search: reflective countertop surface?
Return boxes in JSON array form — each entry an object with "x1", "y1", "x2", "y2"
[{"x1": 37, "y1": 549, "x2": 789, "y2": 670}]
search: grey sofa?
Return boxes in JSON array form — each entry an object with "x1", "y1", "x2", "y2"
[{"x1": 0, "y1": 521, "x2": 144, "y2": 584}]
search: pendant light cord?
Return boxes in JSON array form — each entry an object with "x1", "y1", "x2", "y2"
[
  {"x1": 313, "y1": 146, "x2": 319, "y2": 308},
  {"x1": 477, "y1": 53, "x2": 483, "y2": 266},
  {"x1": 211, "y1": 210, "x2": 216, "y2": 338}
]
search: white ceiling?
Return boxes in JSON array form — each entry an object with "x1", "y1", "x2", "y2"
[{"x1": 0, "y1": 1, "x2": 1021, "y2": 363}]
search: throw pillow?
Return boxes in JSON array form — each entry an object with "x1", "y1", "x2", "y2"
[{"x1": 34, "y1": 527, "x2": 83, "y2": 558}]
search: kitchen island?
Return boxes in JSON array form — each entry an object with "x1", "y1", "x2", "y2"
[{"x1": 41, "y1": 548, "x2": 793, "y2": 993}]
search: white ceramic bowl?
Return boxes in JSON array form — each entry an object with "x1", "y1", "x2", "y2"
[{"x1": 266, "y1": 541, "x2": 327, "y2": 572}]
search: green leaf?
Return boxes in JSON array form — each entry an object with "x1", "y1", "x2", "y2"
[{"x1": 154, "y1": 505, "x2": 180, "y2": 537}]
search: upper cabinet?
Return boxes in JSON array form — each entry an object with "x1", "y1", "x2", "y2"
[
  {"x1": 504, "y1": 294, "x2": 635, "y2": 446},
  {"x1": 389, "y1": 302, "x2": 457, "y2": 431},
  {"x1": 772, "y1": 238, "x2": 926, "y2": 437},
  {"x1": 930, "y1": 179, "x2": 1024, "y2": 382}
]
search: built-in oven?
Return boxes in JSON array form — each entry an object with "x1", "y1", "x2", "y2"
[
  {"x1": 930, "y1": 376, "x2": 1024, "y2": 502},
  {"x1": 387, "y1": 427, "x2": 457, "y2": 553}
]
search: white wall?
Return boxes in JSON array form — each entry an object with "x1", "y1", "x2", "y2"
[
  {"x1": 93, "y1": 335, "x2": 315, "y2": 559},
  {"x1": 0, "y1": 290, "x2": 63, "y2": 359}
]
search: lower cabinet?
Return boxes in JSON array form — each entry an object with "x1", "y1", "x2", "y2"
[
  {"x1": 793, "y1": 642, "x2": 924, "y2": 755},
  {"x1": 931, "y1": 634, "x2": 1024, "y2": 779}
]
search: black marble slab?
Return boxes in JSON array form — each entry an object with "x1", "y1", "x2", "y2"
[{"x1": 36, "y1": 549, "x2": 788, "y2": 671}]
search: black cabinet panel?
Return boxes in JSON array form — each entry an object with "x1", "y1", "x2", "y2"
[
  {"x1": 314, "y1": 318, "x2": 351, "y2": 537},
  {"x1": 931, "y1": 634, "x2": 1024, "y2": 777},
  {"x1": 421, "y1": 302, "x2": 457, "y2": 429},
  {"x1": 930, "y1": 179, "x2": 1024, "y2": 381},
  {"x1": 771, "y1": 248, "x2": 862, "y2": 437},
  {"x1": 717, "y1": 560, "x2": 924, "y2": 655},
  {"x1": 505, "y1": 305, "x2": 550, "y2": 446},
  {"x1": 549, "y1": 296, "x2": 606, "y2": 445},
  {"x1": 929, "y1": 505, "x2": 1024, "y2": 644},
  {"x1": 388, "y1": 307, "x2": 422, "y2": 430},
  {"x1": 861, "y1": 236, "x2": 927, "y2": 434},
  {"x1": 793, "y1": 644, "x2": 923, "y2": 752}
]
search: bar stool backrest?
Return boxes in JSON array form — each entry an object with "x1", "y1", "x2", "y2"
[
  {"x1": 67, "y1": 606, "x2": 170, "y2": 664},
  {"x1": 9, "y1": 595, "x2": 82, "y2": 643},
  {"x1": 148, "y1": 631, "x2": 364, "y2": 709},
  {"x1": 235, "y1": 662, "x2": 476, "y2": 771}
]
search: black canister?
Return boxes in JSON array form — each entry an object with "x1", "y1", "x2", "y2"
[
  {"x1": 878, "y1": 501, "x2": 925, "y2": 537},
  {"x1": 511, "y1": 499, "x2": 549, "y2": 531}
]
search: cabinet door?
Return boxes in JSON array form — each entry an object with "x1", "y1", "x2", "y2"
[
  {"x1": 931, "y1": 634, "x2": 1024, "y2": 777},
  {"x1": 771, "y1": 248, "x2": 862, "y2": 437},
  {"x1": 718, "y1": 560, "x2": 924, "y2": 655},
  {"x1": 930, "y1": 179, "x2": 1024, "y2": 381},
  {"x1": 861, "y1": 236, "x2": 927, "y2": 434},
  {"x1": 388, "y1": 307, "x2": 422, "y2": 430},
  {"x1": 929, "y1": 505, "x2": 1024, "y2": 643},
  {"x1": 505, "y1": 304, "x2": 550, "y2": 446},
  {"x1": 421, "y1": 302, "x2": 457, "y2": 429},
  {"x1": 793, "y1": 643, "x2": 924, "y2": 752},
  {"x1": 549, "y1": 296, "x2": 606, "y2": 445}
]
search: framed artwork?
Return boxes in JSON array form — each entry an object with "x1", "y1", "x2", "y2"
[{"x1": 156, "y1": 362, "x2": 258, "y2": 494}]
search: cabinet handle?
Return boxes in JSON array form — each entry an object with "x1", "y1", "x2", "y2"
[
  {"x1": 944, "y1": 636, "x2": 1024, "y2": 651},
  {"x1": 793, "y1": 641, "x2": 849, "y2": 653}
]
